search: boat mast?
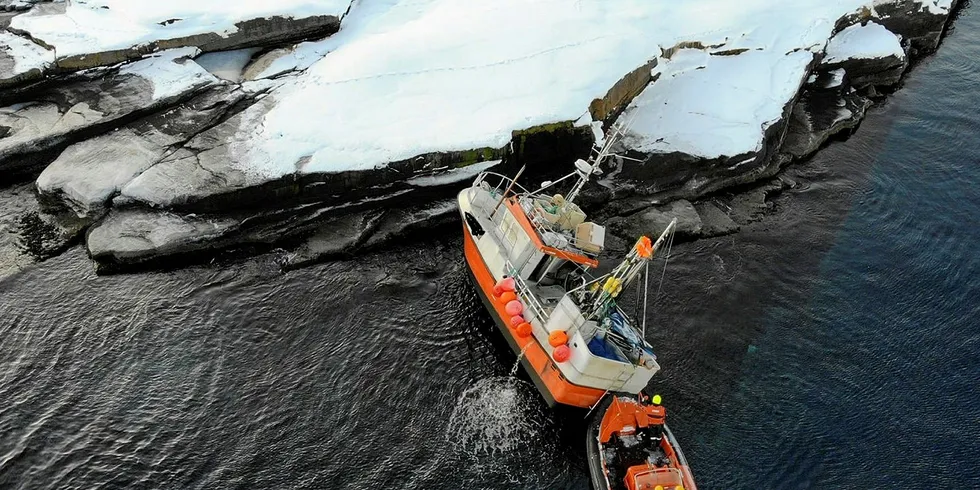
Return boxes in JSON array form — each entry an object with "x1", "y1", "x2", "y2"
[
  {"x1": 582, "y1": 218, "x2": 677, "y2": 320},
  {"x1": 564, "y1": 119, "x2": 633, "y2": 205}
]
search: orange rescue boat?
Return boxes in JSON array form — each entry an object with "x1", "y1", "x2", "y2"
[{"x1": 587, "y1": 394, "x2": 697, "y2": 490}]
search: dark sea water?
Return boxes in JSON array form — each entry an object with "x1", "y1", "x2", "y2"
[{"x1": 2, "y1": 6, "x2": 979, "y2": 490}]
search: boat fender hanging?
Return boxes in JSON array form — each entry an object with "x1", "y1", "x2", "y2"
[
  {"x1": 548, "y1": 330, "x2": 568, "y2": 347},
  {"x1": 498, "y1": 291, "x2": 517, "y2": 304},
  {"x1": 493, "y1": 284, "x2": 505, "y2": 297},
  {"x1": 505, "y1": 300, "x2": 523, "y2": 316},
  {"x1": 517, "y1": 322, "x2": 532, "y2": 338},
  {"x1": 553, "y1": 344, "x2": 571, "y2": 362},
  {"x1": 509, "y1": 315, "x2": 525, "y2": 328}
]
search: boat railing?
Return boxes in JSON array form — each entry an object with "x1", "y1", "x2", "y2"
[
  {"x1": 518, "y1": 195, "x2": 603, "y2": 260},
  {"x1": 472, "y1": 171, "x2": 532, "y2": 198},
  {"x1": 526, "y1": 207, "x2": 602, "y2": 259},
  {"x1": 505, "y1": 259, "x2": 550, "y2": 324},
  {"x1": 473, "y1": 171, "x2": 601, "y2": 260}
]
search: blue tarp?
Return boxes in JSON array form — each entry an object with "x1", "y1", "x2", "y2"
[{"x1": 587, "y1": 335, "x2": 623, "y2": 361}]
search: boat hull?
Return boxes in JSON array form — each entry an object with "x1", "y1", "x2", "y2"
[{"x1": 461, "y1": 221, "x2": 606, "y2": 408}]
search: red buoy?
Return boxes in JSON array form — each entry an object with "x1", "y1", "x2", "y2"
[
  {"x1": 505, "y1": 300, "x2": 523, "y2": 316},
  {"x1": 517, "y1": 322, "x2": 532, "y2": 338},
  {"x1": 553, "y1": 345, "x2": 571, "y2": 362},
  {"x1": 509, "y1": 315, "x2": 525, "y2": 328}
]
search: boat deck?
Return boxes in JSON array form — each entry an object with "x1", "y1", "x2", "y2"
[{"x1": 524, "y1": 282, "x2": 565, "y2": 316}]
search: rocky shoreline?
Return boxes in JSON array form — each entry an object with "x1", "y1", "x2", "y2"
[{"x1": 0, "y1": 0, "x2": 963, "y2": 276}]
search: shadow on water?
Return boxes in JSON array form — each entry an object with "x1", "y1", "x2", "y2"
[
  {"x1": 656, "y1": 3, "x2": 980, "y2": 488},
  {"x1": 1, "y1": 5, "x2": 979, "y2": 489}
]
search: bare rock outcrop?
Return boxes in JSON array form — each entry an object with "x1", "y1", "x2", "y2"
[{"x1": 0, "y1": 48, "x2": 218, "y2": 181}]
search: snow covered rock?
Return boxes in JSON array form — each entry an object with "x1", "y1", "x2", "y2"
[
  {"x1": 0, "y1": 31, "x2": 53, "y2": 89},
  {"x1": 0, "y1": 0, "x2": 43, "y2": 13},
  {"x1": 0, "y1": 48, "x2": 218, "y2": 180},
  {"x1": 610, "y1": 45, "x2": 812, "y2": 199},
  {"x1": 8, "y1": 0, "x2": 348, "y2": 71},
  {"x1": 74, "y1": 1, "x2": 962, "y2": 213},
  {"x1": 822, "y1": 21, "x2": 908, "y2": 88},
  {"x1": 113, "y1": 85, "x2": 507, "y2": 213},
  {"x1": 107, "y1": 1, "x2": 841, "y2": 213},
  {"x1": 603, "y1": 2, "x2": 956, "y2": 201},
  {"x1": 864, "y1": 0, "x2": 960, "y2": 53},
  {"x1": 0, "y1": 0, "x2": 963, "y2": 272}
]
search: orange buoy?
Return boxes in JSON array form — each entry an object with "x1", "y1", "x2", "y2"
[
  {"x1": 509, "y1": 315, "x2": 525, "y2": 328},
  {"x1": 553, "y1": 344, "x2": 571, "y2": 362},
  {"x1": 498, "y1": 291, "x2": 517, "y2": 304},
  {"x1": 517, "y1": 322, "x2": 532, "y2": 337},
  {"x1": 548, "y1": 330, "x2": 568, "y2": 347},
  {"x1": 505, "y1": 300, "x2": 523, "y2": 316},
  {"x1": 636, "y1": 236, "x2": 653, "y2": 259}
]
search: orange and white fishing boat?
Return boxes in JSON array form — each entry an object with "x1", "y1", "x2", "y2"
[
  {"x1": 457, "y1": 122, "x2": 676, "y2": 409},
  {"x1": 457, "y1": 122, "x2": 696, "y2": 489}
]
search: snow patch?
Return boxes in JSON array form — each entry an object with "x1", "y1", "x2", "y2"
[
  {"x1": 824, "y1": 68, "x2": 846, "y2": 88},
  {"x1": 9, "y1": 0, "x2": 351, "y2": 60},
  {"x1": 591, "y1": 121, "x2": 606, "y2": 147},
  {"x1": 621, "y1": 48, "x2": 812, "y2": 159},
  {"x1": 242, "y1": 0, "x2": 882, "y2": 177},
  {"x1": 79, "y1": 0, "x2": 954, "y2": 205},
  {"x1": 118, "y1": 48, "x2": 218, "y2": 101},
  {"x1": 406, "y1": 160, "x2": 501, "y2": 187},
  {"x1": 825, "y1": 22, "x2": 905, "y2": 63},
  {"x1": 252, "y1": 0, "x2": 437, "y2": 79},
  {"x1": 237, "y1": 0, "x2": 930, "y2": 178},
  {"x1": 911, "y1": 0, "x2": 955, "y2": 15},
  {"x1": 0, "y1": 31, "x2": 54, "y2": 76}
]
